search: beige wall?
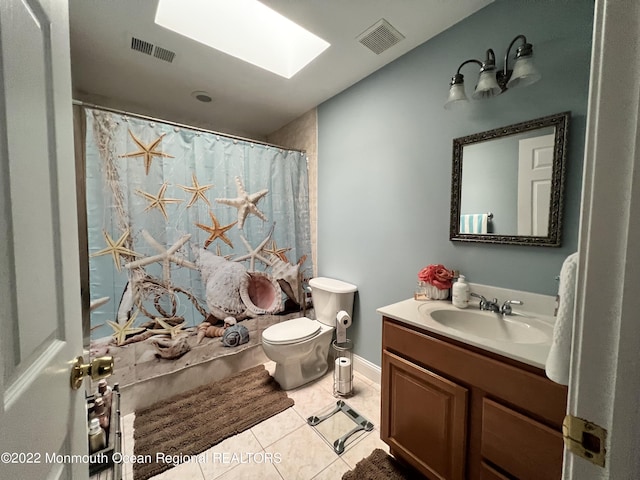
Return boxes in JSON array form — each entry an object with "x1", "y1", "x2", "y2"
[{"x1": 267, "y1": 108, "x2": 318, "y2": 276}]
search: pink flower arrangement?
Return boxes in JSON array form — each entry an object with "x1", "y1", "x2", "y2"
[{"x1": 418, "y1": 264, "x2": 455, "y2": 290}]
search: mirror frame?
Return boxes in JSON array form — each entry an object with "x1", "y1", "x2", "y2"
[{"x1": 450, "y1": 111, "x2": 570, "y2": 246}]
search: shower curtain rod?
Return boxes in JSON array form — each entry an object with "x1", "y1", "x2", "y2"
[{"x1": 72, "y1": 99, "x2": 306, "y2": 154}]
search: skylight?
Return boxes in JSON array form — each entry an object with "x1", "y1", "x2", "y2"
[{"x1": 155, "y1": 0, "x2": 330, "y2": 79}]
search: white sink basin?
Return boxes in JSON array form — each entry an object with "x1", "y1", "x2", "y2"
[{"x1": 429, "y1": 309, "x2": 550, "y2": 344}]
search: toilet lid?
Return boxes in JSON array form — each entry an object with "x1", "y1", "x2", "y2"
[{"x1": 262, "y1": 317, "x2": 321, "y2": 345}]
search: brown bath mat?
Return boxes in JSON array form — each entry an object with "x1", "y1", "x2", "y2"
[
  {"x1": 342, "y1": 448, "x2": 422, "y2": 480},
  {"x1": 132, "y1": 364, "x2": 294, "y2": 480}
]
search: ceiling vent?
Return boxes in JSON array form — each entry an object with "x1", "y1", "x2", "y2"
[
  {"x1": 153, "y1": 46, "x2": 175, "y2": 63},
  {"x1": 131, "y1": 37, "x2": 153, "y2": 56},
  {"x1": 357, "y1": 19, "x2": 405, "y2": 55},
  {"x1": 130, "y1": 36, "x2": 176, "y2": 63}
]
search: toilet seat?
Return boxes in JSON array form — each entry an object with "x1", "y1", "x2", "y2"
[{"x1": 262, "y1": 317, "x2": 322, "y2": 345}]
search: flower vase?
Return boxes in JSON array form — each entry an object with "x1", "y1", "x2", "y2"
[
  {"x1": 425, "y1": 283, "x2": 449, "y2": 300},
  {"x1": 414, "y1": 281, "x2": 449, "y2": 301}
]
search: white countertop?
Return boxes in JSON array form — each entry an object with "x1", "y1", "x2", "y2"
[{"x1": 377, "y1": 298, "x2": 556, "y2": 369}]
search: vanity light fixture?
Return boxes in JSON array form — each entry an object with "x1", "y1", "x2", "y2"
[{"x1": 444, "y1": 34, "x2": 541, "y2": 110}]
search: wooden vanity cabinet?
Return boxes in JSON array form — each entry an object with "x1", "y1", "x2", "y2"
[{"x1": 381, "y1": 317, "x2": 568, "y2": 480}]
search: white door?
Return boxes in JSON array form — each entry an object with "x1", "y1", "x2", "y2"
[
  {"x1": 517, "y1": 133, "x2": 555, "y2": 236},
  {"x1": 0, "y1": 0, "x2": 88, "y2": 479},
  {"x1": 565, "y1": 0, "x2": 640, "y2": 479}
]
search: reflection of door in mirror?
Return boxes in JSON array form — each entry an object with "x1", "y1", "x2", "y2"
[
  {"x1": 460, "y1": 127, "x2": 555, "y2": 236},
  {"x1": 517, "y1": 134, "x2": 555, "y2": 236}
]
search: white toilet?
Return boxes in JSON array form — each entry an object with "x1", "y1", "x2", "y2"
[{"x1": 262, "y1": 277, "x2": 357, "y2": 390}]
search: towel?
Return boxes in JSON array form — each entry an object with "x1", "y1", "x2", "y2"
[
  {"x1": 222, "y1": 324, "x2": 249, "y2": 347},
  {"x1": 460, "y1": 213, "x2": 489, "y2": 234},
  {"x1": 545, "y1": 252, "x2": 579, "y2": 385}
]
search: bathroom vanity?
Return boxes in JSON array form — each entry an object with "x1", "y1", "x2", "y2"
[{"x1": 378, "y1": 299, "x2": 567, "y2": 480}]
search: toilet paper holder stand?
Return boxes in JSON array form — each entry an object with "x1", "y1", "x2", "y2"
[{"x1": 333, "y1": 339, "x2": 353, "y2": 397}]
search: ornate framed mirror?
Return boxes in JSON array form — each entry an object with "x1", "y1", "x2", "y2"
[{"x1": 450, "y1": 111, "x2": 569, "y2": 246}]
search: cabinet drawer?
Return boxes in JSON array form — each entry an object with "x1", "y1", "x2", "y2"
[
  {"x1": 481, "y1": 398, "x2": 563, "y2": 480},
  {"x1": 479, "y1": 462, "x2": 510, "y2": 480}
]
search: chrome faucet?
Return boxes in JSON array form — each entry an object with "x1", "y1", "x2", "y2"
[
  {"x1": 470, "y1": 293, "x2": 500, "y2": 312},
  {"x1": 500, "y1": 300, "x2": 523, "y2": 315}
]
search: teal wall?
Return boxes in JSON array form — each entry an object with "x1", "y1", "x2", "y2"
[{"x1": 317, "y1": 0, "x2": 594, "y2": 366}]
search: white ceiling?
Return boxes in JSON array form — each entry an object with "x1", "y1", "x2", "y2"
[{"x1": 69, "y1": 0, "x2": 492, "y2": 139}]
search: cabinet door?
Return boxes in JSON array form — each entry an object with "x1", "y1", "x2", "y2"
[{"x1": 382, "y1": 350, "x2": 468, "y2": 480}]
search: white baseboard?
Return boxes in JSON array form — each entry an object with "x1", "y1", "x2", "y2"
[{"x1": 353, "y1": 353, "x2": 381, "y2": 385}]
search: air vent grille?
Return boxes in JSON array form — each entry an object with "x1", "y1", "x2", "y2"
[
  {"x1": 131, "y1": 37, "x2": 153, "y2": 55},
  {"x1": 357, "y1": 19, "x2": 405, "y2": 55},
  {"x1": 130, "y1": 36, "x2": 176, "y2": 63},
  {"x1": 153, "y1": 46, "x2": 175, "y2": 63}
]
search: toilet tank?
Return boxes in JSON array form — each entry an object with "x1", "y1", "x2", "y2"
[{"x1": 308, "y1": 277, "x2": 357, "y2": 327}]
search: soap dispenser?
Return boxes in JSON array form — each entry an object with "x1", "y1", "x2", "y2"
[{"x1": 452, "y1": 275, "x2": 470, "y2": 309}]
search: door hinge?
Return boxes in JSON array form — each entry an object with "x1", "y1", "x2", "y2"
[{"x1": 562, "y1": 414, "x2": 607, "y2": 467}]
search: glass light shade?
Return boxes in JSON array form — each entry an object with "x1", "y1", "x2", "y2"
[
  {"x1": 444, "y1": 83, "x2": 469, "y2": 110},
  {"x1": 506, "y1": 55, "x2": 542, "y2": 89},
  {"x1": 472, "y1": 70, "x2": 501, "y2": 99}
]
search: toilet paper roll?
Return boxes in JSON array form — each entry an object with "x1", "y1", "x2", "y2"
[
  {"x1": 337, "y1": 379, "x2": 351, "y2": 395},
  {"x1": 336, "y1": 311, "x2": 351, "y2": 343},
  {"x1": 335, "y1": 357, "x2": 343, "y2": 380},
  {"x1": 335, "y1": 357, "x2": 352, "y2": 382},
  {"x1": 336, "y1": 310, "x2": 352, "y2": 328}
]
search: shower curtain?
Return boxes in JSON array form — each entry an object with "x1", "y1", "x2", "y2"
[{"x1": 84, "y1": 108, "x2": 312, "y2": 341}]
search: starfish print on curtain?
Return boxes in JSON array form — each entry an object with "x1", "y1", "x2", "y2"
[
  {"x1": 214, "y1": 243, "x2": 233, "y2": 260},
  {"x1": 90, "y1": 229, "x2": 141, "y2": 271},
  {"x1": 178, "y1": 173, "x2": 213, "y2": 208},
  {"x1": 195, "y1": 211, "x2": 237, "y2": 248},
  {"x1": 148, "y1": 317, "x2": 187, "y2": 340},
  {"x1": 119, "y1": 130, "x2": 174, "y2": 175},
  {"x1": 107, "y1": 311, "x2": 145, "y2": 346},
  {"x1": 135, "y1": 183, "x2": 183, "y2": 220},
  {"x1": 124, "y1": 230, "x2": 197, "y2": 286},
  {"x1": 233, "y1": 223, "x2": 275, "y2": 272},
  {"x1": 264, "y1": 240, "x2": 291, "y2": 262},
  {"x1": 216, "y1": 176, "x2": 268, "y2": 230}
]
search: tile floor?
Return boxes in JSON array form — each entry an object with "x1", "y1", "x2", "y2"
[{"x1": 95, "y1": 361, "x2": 388, "y2": 480}]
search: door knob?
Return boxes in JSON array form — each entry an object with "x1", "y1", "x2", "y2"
[{"x1": 70, "y1": 355, "x2": 114, "y2": 390}]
